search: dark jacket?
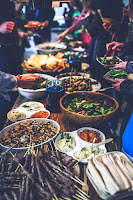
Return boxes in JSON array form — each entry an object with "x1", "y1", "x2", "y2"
[
  {"x1": 120, "y1": 62, "x2": 133, "y2": 104},
  {"x1": 84, "y1": 11, "x2": 104, "y2": 38},
  {"x1": 0, "y1": 0, "x2": 19, "y2": 47}
]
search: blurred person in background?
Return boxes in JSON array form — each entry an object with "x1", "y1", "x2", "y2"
[
  {"x1": 63, "y1": 0, "x2": 83, "y2": 39},
  {"x1": 0, "y1": 72, "x2": 40, "y2": 130},
  {"x1": 15, "y1": 2, "x2": 30, "y2": 65},
  {"x1": 26, "y1": 0, "x2": 55, "y2": 43},
  {"x1": 0, "y1": 0, "x2": 19, "y2": 75},
  {"x1": 58, "y1": 0, "x2": 111, "y2": 84},
  {"x1": 106, "y1": 0, "x2": 133, "y2": 62}
]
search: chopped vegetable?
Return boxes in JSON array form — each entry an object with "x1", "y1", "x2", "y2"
[
  {"x1": 109, "y1": 69, "x2": 128, "y2": 79},
  {"x1": 97, "y1": 56, "x2": 122, "y2": 65},
  {"x1": 63, "y1": 93, "x2": 115, "y2": 116}
]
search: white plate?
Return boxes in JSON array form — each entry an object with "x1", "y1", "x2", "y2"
[
  {"x1": 59, "y1": 76, "x2": 101, "y2": 93},
  {"x1": 54, "y1": 127, "x2": 106, "y2": 164},
  {"x1": 18, "y1": 73, "x2": 54, "y2": 99},
  {"x1": 7, "y1": 101, "x2": 50, "y2": 122},
  {"x1": 0, "y1": 118, "x2": 60, "y2": 153},
  {"x1": 96, "y1": 56, "x2": 123, "y2": 68}
]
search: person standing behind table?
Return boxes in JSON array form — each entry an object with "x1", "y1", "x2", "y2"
[
  {"x1": 106, "y1": 0, "x2": 133, "y2": 62},
  {"x1": 110, "y1": 61, "x2": 133, "y2": 158},
  {"x1": 0, "y1": 72, "x2": 40, "y2": 130},
  {"x1": 58, "y1": 0, "x2": 111, "y2": 82},
  {"x1": 0, "y1": 0, "x2": 20, "y2": 75},
  {"x1": 26, "y1": 0, "x2": 55, "y2": 43},
  {"x1": 66, "y1": 0, "x2": 83, "y2": 39}
]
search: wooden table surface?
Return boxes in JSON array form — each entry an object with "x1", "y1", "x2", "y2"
[{"x1": 3, "y1": 94, "x2": 120, "y2": 200}]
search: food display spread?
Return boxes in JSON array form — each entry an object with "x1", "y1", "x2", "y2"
[
  {"x1": 64, "y1": 51, "x2": 88, "y2": 59},
  {"x1": 63, "y1": 77, "x2": 99, "y2": 92},
  {"x1": 55, "y1": 128, "x2": 106, "y2": 164},
  {"x1": 1, "y1": 34, "x2": 133, "y2": 200},
  {"x1": 22, "y1": 53, "x2": 69, "y2": 73},
  {"x1": 75, "y1": 146, "x2": 105, "y2": 162},
  {"x1": 63, "y1": 93, "x2": 115, "y2": 116},
  {"x1": 109, "y1": 69, "x2": 128, "y2": 79},
  {"x1": 0, "y1": 120, "x2": 58, "y2": 147},
  {"x1": 7, "y1": 102, "x2": 50, "y2": 122},
  {"x1": 78, "y1": 129, "x2": 102, "y2": 143}
]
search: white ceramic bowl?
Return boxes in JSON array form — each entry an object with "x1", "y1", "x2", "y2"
[
  {"x1": 76, "y1": 127, "x2": 106, "y2": 146},
  {"x1": 36, "y1": 42, "x2": 67, "y2": 55},
  {"x1": 0, "y1": 118, "x2": 60, "y2": 153},
  {"x1": 54, "y1": 132, "x2": 77, "y2": 156},
  {"x1": 18, "y1": 74, "x2": 54, "y2": 99},
  {"x1": 73, "y1": 145, "x2": 107, "y2": 164}
]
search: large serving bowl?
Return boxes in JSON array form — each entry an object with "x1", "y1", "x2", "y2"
[
  {"x1": 0, "y1": 118, "x2": 60, "y2": 153},
  {"x1": 60, "y1": 91, "x2": 119, "y2": 126},
  {"x1": 18, "y1": 74, "x2": 54, "y2": 99},
  {"x1": 36, "y1": 42, "x2": 67, "y2": 55}
]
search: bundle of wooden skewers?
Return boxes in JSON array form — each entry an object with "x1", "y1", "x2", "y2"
[{"x1": 0, "y1": 144, "x2": 90, "y2": 200}]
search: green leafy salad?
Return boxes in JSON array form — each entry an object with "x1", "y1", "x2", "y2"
[
  {"x1": 63, "y1": 93, "x2": 115, "y2": 116},
  {"x1": 109, "y1": 69, "x2": 128, "y2": 79},
  {"x1": 97, "y1": 56, "x2": 121, "y2": 65}
]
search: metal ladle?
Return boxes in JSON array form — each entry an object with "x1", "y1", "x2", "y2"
[{"x1": 0, "y1": 135, "x2": 30, "y2": 158}]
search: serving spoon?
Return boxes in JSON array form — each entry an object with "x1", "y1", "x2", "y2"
[
  {"x1": 0, "y1": 135, "x2": 30, "y2": 158},
  {"x1": 92, "y1": 138, "x2": 113, "y2": 148}
]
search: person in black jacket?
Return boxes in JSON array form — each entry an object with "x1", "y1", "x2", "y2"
[
  {"x1": 106, "y1": 0, "x2": 133, "y2": 62},
  {"x1": 0, "y1": 0, "x2": 20, "y2": 75},
  {"x1": 110, "y1": 61, "x2": 133, "y2": 150}
]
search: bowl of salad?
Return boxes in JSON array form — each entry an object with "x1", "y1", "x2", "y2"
[{"x1": 60, "y1": 91, "x2": 119, "y2": 126}]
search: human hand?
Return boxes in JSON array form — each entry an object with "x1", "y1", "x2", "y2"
[
  {"x1": 106, "y1": 41, "x2": 125, "y2": 52},
  {"x1": 103, "y1": 23, "x2": 112, "y2": 32},
  {"x1": 16, "y1": 74, "x2": 40, "y2": 89},
  {"x1": 112, "y1": 78, "x2": 125, "y2": 92},
  {"x1": 0, "y1": 21, "x2": 15, "y2": 34},
  {"x1": 44, "y1": 20, "x2": 49, "y2": 27},
  {"x1": 110, "y1": 61, "x2": 127, "y2": 70},
  {"x1": 18, "y1": 31, "x2": 27, "y2": 38},
  {"x1": 58, "y1": 31, "x2": 67, "y2": 42}
]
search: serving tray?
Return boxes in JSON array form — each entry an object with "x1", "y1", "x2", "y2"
[
  {"x1": 54, "y1": 127, "x2": 106, "y2": 164},
  {"x1": 86, "y1": 151, "x2": 133, "y2": 200}
]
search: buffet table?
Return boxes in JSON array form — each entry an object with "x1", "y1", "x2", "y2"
[{"x1": 2, "y1": 94, "x2": 119, "y2": 200}]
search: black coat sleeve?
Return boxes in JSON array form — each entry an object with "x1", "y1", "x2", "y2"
[
  {"x1": 84, "y1": 11, "x2": 104, "y2": 38},
  {"x1": 120, "y1": 80, "x2": 133, "y2": 105}
]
